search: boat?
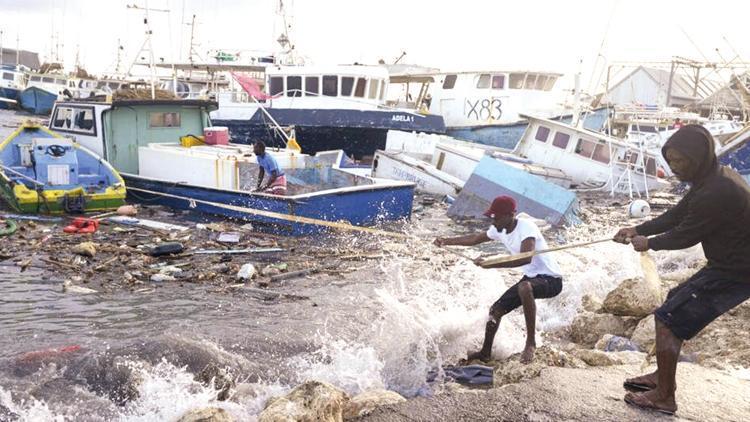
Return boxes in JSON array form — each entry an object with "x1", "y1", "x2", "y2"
[
  {"x1": 0, "y1": 64, "x2": 27, "y2": 109},
  {"x1": 48, "y1": 99, "x2": 416, "y2": 235},
  {"x1": 370, "y1": 130, "x2": 572, "y2": 197},
  {"x1": 718, "y1": 125, "x2": 750, "y2": 184},
  {"x1": 0, "y1": 121, "x2": 126, "y2": 214},
  {"x1": 513, "y1": 115, "x2": 669, "y2": 196},
  {"x1": 19, "y1": 86, "x2": 59, "y2": 115},
  {"x1": 210, "y1": 64, "x2": 446, "y2": 159},
  {"x1": 391, "y1": 70, "x2": 609, "y2": 150}
]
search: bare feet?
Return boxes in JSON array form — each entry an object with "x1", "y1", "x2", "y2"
[
  {"x1": 467, "y1": 350, "x2": 491, "y2": 362},
  {"x1": 624, "y1": 390, "x2": 677, "y2": 415},
  {"x1": 520, "y1": 345, "x2": 536, "y2": 364},
  {"x1": 624, "y1": 371, "x2": 658, "y2": 391}
]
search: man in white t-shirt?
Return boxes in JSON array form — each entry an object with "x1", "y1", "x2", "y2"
[{"x1": 434, "y1": 195, "x2": 563, "y2": 364}]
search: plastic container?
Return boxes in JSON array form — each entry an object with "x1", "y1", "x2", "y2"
[
  {"x1": 180, "y1": 135, "x2": 205, "y2": 147},
  {"x1": 203, "y1": 127, "x2": 229, "y2": 145}
]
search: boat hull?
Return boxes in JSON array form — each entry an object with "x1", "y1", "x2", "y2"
[
  {"x1": 212, "y1": 108, "x2": 446, "y2": 159},
  {"x1": 122, "y1": 174, "x2": 415, "y2": 236},
  {"x1": 19, "y1": 87, "x2": 58, "y2": 115},
  {"x1": 0, "y1": 87, "x2": 20, "y2": 109}
]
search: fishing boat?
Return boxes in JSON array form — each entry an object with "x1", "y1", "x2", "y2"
[
  {"x1": 210, "y1": 64, "x2": 446, "y2": 159},
  {"x1": 391, "y1": 70, "x2": 609, "y2": 150},
  {"x1": 0, "y1": 121, "x2": 126, "y2": 214},
  {"x1": 718, "y1": 125, "x2": 750, "y2": 184},
  {"x1": 49, "y1": 99, "x2": 416, "y2": 235},
  {"x1": 0, "y1": 64, "x2": 26, "y2": 109}
]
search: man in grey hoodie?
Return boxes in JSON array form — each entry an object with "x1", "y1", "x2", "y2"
[{"x1": 614, "y1": 125, "x2": 750, "y2": 415}]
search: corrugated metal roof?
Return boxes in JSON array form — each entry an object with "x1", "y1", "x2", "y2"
[{"x1": 0, "y1": 48, "x2": 40, "y2": 70}]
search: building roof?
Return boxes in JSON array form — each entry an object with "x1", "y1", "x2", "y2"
[
  {"x1": 607, "y1": 65, "x2": 723, "y2": 102},
  {"x1": 0, "y1": 48, "x2": 41, "y2": 70},
  {"x1": 696, "y1": 72, "x2": 750, "y2": 111}
]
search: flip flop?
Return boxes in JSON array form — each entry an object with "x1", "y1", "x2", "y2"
[
  {"x1": 623, "y1": 381, "x2": 655, "y2": 392},
  {"x1": 624, "y1": 392, "x2": 676, "y2": 416}
]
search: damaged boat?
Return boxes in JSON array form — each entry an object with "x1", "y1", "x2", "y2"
[{"x1": 0, "y1": 121, "x2": 126, "y2": 213}]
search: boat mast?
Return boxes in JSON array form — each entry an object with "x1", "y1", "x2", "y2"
[{"x1": 126, "y1": 1, "x2": 170, "y2": 99}]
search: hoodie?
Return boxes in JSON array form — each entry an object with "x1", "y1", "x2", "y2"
[{"x1": 636, "y1": 124, "x2": 750, "y2": 275}]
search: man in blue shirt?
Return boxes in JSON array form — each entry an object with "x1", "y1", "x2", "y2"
[{"x1": 253, "y1": 141, "x2": 287, "y2": 195}]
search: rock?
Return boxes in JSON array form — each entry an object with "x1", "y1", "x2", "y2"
[
  {"x1": 601, "y1": 277, "x2": 664, "y2": 318},
  {"x1": 259, "y1": 380, "x2": 349, "y2": 422},
  {"x1": 569, "y1": 312, "x2": 638, "y2": 347},
  {"x1": 580, "y1": 294, "x2": 602, "y2": 313},
  {"x1": 72, "y1": 241, "x2": 97, "y2": 257},
  {"x1": 237, "y1": 263, "x2": 257, "y2": 280},
  {"x1": 343, "y1": 389, "x2": 406, "y2": 419},
  {"x1": 593, "y1": 334, "x2": 639, "y2": 352},
  {"x1": 175, "y1": 407, "x2": 233, "y2": 422},
  {"x1": 572, "y1": 349, "x2": 646, "y2": 366},
  {"x1": 493, "y1": 346, "x2": 585, "y2": 387},
  {"x1": 630, "y1": 315, "x2": 656, "y2": 352},
  {"x1": 262, "y1": 265, "x2": 282, "y2": 277},
  {"x1": 195, "y1": 363, "x2": 235, "y2": 401}
]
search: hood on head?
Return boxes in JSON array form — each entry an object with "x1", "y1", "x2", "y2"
[{"x1": 662, "y1": 124, "x2": 717, "y2": 182}]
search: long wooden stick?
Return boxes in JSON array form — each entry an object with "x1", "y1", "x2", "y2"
[{"x1": 480, "y1": 237, "x2": 613, "y2": 267}]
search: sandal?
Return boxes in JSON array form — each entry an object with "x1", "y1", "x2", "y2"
[{"x1": 624, "y1": 392, "x2": 676, "y2": 416}]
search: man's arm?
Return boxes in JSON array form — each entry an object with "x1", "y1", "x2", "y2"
[
  {"x1": 262, "y1": 170, "x2": 279, "y2": 190},
  {"x1": 256, "y1": 167, "x2": 266, "y2": 190},
  {"x1": 644, "y1": 192, "x2": 723, "y2": 251},
  {"x1": 480, "y1": 237, "x2": 535, "y2": 269},
  {"x1": 434, "y1": 232, "x2": 490, "y2": 247},
  {"x1": 634, "y1": 195, "x2": 691, "y2": 236}
]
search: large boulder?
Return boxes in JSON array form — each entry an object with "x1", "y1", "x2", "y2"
[
  {"x1": 176, "y1": 407, "x2": 233, "y2": 422},
  {"x1": 570, "y1": 312, "x2": 639, "y2": 347},
  {"x1": 572, "y1": 349, "x2": 646, "y2": 366},
  {"x1": 630, "y1": 315, "x2": 656, "y2": 352},
  {"x1": 342, "y1": 389, "x2": 406, "y2": 419},
  {"x1": 259, "y1": 381, "x2": 349, "y2": 422},
  {"x1": 601, "y1": 277, "x2": 664, "y2": 318},
  {"x1": 493, "y1": 346, "x2": 585, "y2": 387}
]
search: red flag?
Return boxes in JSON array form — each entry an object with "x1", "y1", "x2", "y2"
[{"x1": 231, "y1": 72, "x2": 276, "y2": 101}]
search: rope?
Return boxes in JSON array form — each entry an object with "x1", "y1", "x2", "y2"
[{"x1": 127, "y1": 186, "x2": 407, "y2": 239}]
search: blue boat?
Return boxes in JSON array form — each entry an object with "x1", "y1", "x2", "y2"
[
  {"x1": 445, "y1": 107, "x2": 611, "y2": 150},
  {"x1": 49, "y1": 99, "x2": 416, "y2": 236},
  {"x1": 718, "y1": 128, "x2": 750, "y2": 184},
  {"x1": 19, "y1": 86, "x2": 59, "y2": 115}
]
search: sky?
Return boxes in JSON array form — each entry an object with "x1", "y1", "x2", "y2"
[{"x1": 1, "y1": 0, "x2": 749, "y2": 92}]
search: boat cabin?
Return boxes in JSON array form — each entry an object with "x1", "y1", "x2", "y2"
[
  {"x1": 0, "y1": 65, "x2": 26, "y2": 92},
  {"x1": 423, "y1": 70, "x2": 565, "y2": 127}
]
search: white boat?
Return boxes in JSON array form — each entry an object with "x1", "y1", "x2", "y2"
[{"x1": 514, "y1": 115, "x2": 669, "y2": 196}]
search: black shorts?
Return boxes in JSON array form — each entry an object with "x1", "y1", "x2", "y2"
[
  {"x1": 490, "y1": 275, "x2": 563, "y2": 315},
  {"x1": 655, "y1": 267, "x2": 750, "y2": 340}
]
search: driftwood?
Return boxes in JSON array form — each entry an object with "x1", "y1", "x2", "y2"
[{"x1": 269, "y1": 261, "x2": 340, "y2": 283}]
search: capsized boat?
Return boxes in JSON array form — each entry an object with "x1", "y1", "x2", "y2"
[{"x1": 0, "y1": 121, "x2": 126, "y2": 214}]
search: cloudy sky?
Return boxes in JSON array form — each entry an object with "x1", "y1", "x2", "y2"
[{"x1": 1, "y1": 0, "x2": 749, "y2": 91}]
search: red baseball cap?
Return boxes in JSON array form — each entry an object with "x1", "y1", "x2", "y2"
[{"x1": 484, "y1": 195, "x2": 516, "y2": 217}]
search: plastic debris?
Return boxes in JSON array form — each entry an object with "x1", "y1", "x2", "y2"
[{"x1": 237, "y1": 263, "x2": 257, "y2": 280}]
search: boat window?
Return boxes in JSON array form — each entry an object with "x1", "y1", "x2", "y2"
[
  {"x1": 646, "y1": 157, "x2": 657, "y2": 176},
  {"x1": 269, "y1": 76, "x2": 284, "y2": 96},
  {"x1": 341, "y1": 77, "x2": 354, "y2": 96},
  {"x1": 354, "y1": 77, "x2": 367, "y2": 97},
  {"x1": 509, "y1": 73, "x2": 525, "y2": 89},
  {"x1": 552, "y1": 131, "x2": 570, "y2": 149},
  {"x1": 628, "y1": 152, "x2": 639, "y2": 165},
  {"x1": 630, "y1": 124, "x2": 656, "y2": 133},
  {"x1": 368, "y1": 79, "x2": 379, "y2": 99},
  {"x1": 2, "y1": 73, "x2": 13, "y2": 81},
  {"x1": 476, "y1": 74, "x2": 491, "y2": 89},
  {"x1": 322, "y1": 75, "x2": 338, "y2": 96},
  {"x1": 286, "y1": 76, "x2": 302, "y2": 97},
  {"x1": 57, "y1": 79, "x2": 66, "y2": 85},
  {"x1": 379, "y1": 80, "x2": 386, "y2": 100},
  {"x1": 30, "y1": 76, "x2": 42, "y2": 82},
  {"x1": 575, "y1": 138, "x2": 596, "y2": 158},
  {"x1": 592, "y1": 143, "x2": 611, "y2": 164},
  {"x1": 72, "y1": 108, "x2": 95, "y2": 133},
  {"x1": 491, "y1": 75, "x2": 505, "y2": 89},
  {"x1": 149, "y1": 112, "x2": 181, "y2": 128},
  {"x1": 304, "y1": 76, "x2": 319, "y2": 96},
  {"x1": 535, "y1": 75, "x2": 547, "y2": 90},
  {"x1": 524, "y1": 74, "x2": 538, "y2": 90},
  {"x1": 544, "y1": 76, "x2": 557, "y2": 91},
  {"x1": 443, "y1": 74, "x2": 457, "y2": 89},
  {"x1": 535, "y1": 126, "x2": 550, "y2": 142},
  {"x1": 51, "y1": 107, "x2": 74, "y2": 129},
  {"x1": 42, "y1": 77, "x2": 55, "y2": 83}
]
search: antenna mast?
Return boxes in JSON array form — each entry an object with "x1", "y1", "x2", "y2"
[{"x1": 126, "y1": 1, "x2": 170, "y2": 99}]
